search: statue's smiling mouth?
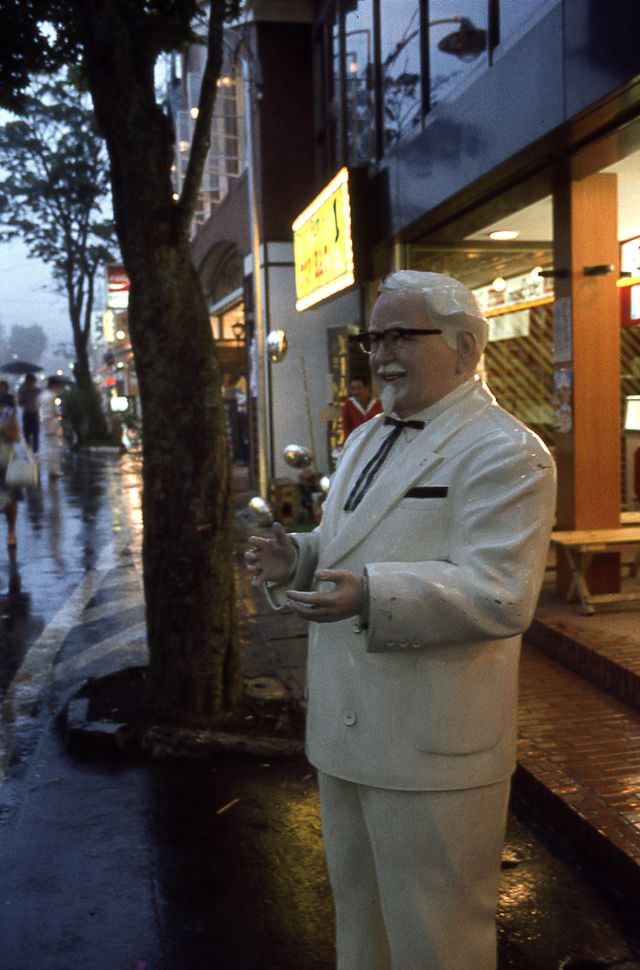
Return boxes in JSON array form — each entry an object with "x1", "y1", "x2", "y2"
[{"x1": 378, "y1": 368, "x2": 406, "y2": 383}]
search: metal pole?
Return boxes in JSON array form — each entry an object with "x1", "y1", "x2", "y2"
[
  {"x1": 243, "y1": 54, "x2": 270, "y2": 498},
  {"x1": 300, "y1": 354, "x2": 319, "y2": 476}
]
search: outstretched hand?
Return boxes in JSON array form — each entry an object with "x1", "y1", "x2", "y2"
[
  {"x1": 245, "y1": 522, "x2": 296, "y2": 586},
  {"x1": 286, "y1": 569, "x2": 364, "y2": 624}
]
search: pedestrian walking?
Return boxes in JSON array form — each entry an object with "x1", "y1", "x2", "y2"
[
  {"x1": 40, "y1": 377, "x2": 64, "y2": 479},
  {"x1": 18, "y1": 372, "x2": 40, "y2": 454},
  {"x1": 0, "y1": 379, "x2": 21, "y2": 549},
  {"x1": 247, "y1": 270, "x2": 556, "y2": 970}
]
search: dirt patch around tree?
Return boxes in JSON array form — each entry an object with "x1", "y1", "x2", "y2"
[{"x1": 62, "y1": 666, "x2": 306, "y2": 760}]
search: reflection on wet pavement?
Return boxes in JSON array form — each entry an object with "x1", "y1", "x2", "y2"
[{"x1": 0, "y1": 451, "x2": 141, "y2": 781}]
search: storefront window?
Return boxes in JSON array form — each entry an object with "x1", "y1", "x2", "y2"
[
  {"x1": 381, "y1": 1, "x2": 422, "y2": 149},
  {"x1": 406, "y1": 190, "x2": 554, "y2": 442},
  {"x1": 345, "y1": 0, "x2": 375, "y2": 164},
  {"x1": 428, "y1": 0, "x2": 489, "y2": 109},
  {"x1": 210, "y1": 304, "x2": 244, "y2": 342},
  {"x1": 606, "y1": 146, "x2": 640, "y2": 504}
]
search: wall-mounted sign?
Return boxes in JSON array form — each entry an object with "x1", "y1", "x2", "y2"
[
  {"x1": 552, "y1": 296, "x2": 573, "y2": 362},
  {"x1": 292, "y1": 167, "x2": 355, "y2": 312},
  {"x1": 474, "y1": 269, "x2": 553, "y2": 319},
  {"x1": 619, "y1": 238, "x2": 640, "y2": 327},
  {"x1": 621, "y1": 236, "x2": 640, "y2": 277},
  {"x1": 487, "y1": 309, "x2": 530, "y2": 342},
  {"x1": 553, "y1": 368, "x2": 573, "y2": 434},
  {"x1": 103, "y1": 308, "x2": 115, "y2": 343},
  {"x1": 106, "y1": 264, "x2": 130, "y2": 310}
]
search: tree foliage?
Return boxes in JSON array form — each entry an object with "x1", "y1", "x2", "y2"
[
  {"x1": 0, "y1": 77, "x2": 117, "y2": 437},
  {"x1": 0, "y1": 1, "x2": 224, "y2": 112},
  {"x1": 0, "y1": 0, "x2": 245, "y2": 719}
]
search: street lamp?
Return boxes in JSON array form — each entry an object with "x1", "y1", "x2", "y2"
[{"x1": 434, "y1": 18, "x2": 487, "y2": 62}]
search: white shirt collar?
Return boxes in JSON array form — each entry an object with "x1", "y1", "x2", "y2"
[{"x1": 389, "y1": 375, "x2": 480, "y2": 426}]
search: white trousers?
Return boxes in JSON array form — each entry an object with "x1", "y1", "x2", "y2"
[{"x1": 318, "y1": 771, "x2": 510, "y2": 970}]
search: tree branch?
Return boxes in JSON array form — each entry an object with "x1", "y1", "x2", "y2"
[{"x1": 176, "y1": 0, "x2": 225, "y2": 235}]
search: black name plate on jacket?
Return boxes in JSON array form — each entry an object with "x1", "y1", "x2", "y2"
[{"x1": 404, "y1": 486, "x2": 448, "y2": 499}]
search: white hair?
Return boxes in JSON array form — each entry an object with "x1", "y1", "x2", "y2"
[{"x1": 379, "y1": 270, "x2": 489, "y2": 353}]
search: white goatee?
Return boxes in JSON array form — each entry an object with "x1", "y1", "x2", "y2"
[{"x1": 381, "y1": 384, "x2": 396, "y2": 416}]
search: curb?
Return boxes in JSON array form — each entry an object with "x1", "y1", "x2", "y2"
[
  {"x1": 527, "y1": 616, "x2": 640, "y2": 710},
  {"x1": 58, "y1": 672, "x2": 306, "y2": 762},
  {"x1": 513, "y1": 763, "x2": 640, "y2": 926}
]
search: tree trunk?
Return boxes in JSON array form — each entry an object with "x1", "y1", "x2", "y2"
[
  {"x1": 75, "y1": 1, "x2": 241, "y2": 718},
  {"x1": 132, "y1": 247, "x2": 240, "y2": 717},
  {"x1": 68, "y1": 306, "x2": 110, "y2": 443}
]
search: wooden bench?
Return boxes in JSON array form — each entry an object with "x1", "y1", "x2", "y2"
[{"x1": 550, "y1": 526, "x2": 640, "y2": 614}]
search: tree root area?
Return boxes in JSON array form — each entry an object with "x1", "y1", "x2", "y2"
[{"x1": 71, "y1": 666, "x2": 306, "y2": 759}]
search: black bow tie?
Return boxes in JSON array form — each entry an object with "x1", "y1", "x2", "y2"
[
  {"x1": 383, "y1": 417, "x2": 426, "y2": 431},
  {"x1": 344, "y1": 416, "x2": 426, "y2": 512}
]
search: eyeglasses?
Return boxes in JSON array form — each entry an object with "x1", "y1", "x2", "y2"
[{"x1": 357, "y1": 327, "x2": 443, "y2": 355}]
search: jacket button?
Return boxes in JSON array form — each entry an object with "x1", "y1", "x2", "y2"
[
  {"x1": 411, "y1": 640, "x2": 421, "y2": 649},
  {"x1": 386, "y1": 640, "x2": 395, "y2": 648},
  {"x1": 399, "y1": 639, "x2": 409, "y2": 648},
  {"x1": 343, "y1": 710, "x2": 357, "y2": 726}
]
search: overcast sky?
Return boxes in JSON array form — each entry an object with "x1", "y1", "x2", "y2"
[{"x1": 0, "y1": 239, "x2": 77, "y2": 355}]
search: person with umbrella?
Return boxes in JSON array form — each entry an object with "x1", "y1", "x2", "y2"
[
  {"x1": 17, "y1": 372, "x2": 41, "y2": 454},
  {"x1": 0, "y1": 379, "x2": 20, "y2": 548}
]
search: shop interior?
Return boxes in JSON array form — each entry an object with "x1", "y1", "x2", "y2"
[{"x1": 402, "y1": 147, "x2": 640, "y2": 509}]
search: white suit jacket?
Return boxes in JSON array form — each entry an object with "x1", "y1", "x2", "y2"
[{"x1": 268, "y1": 378, "x2": 556, "y2": 792}]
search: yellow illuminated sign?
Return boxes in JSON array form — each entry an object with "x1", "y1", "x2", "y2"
[{"x1": 292, "y1": 167, "x2": 355, "y2": 311}]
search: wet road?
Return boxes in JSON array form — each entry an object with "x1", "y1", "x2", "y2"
[
  {"x1": 0, "y1": 451, "x2": 639, "y2": 969},
  {"x1": 0, "y1": 449, "x2": 142, "y2": 779},
  {"x1": 2, "y1": 732, "x2": 638, "y2": 970}
]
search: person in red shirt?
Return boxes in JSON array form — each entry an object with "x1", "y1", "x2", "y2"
[{"x1": 341, "y1": 375, "x2": 382, "y2": 441}]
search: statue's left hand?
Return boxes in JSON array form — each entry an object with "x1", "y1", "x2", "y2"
[{"x1": 286, "y1": 569, "x2": 364, "y2": 623}]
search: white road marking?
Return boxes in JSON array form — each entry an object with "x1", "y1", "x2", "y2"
[
  {"x1": 80, "y1": 593, "x2": 144, "y2": 626},
  {"x1": 53, "y1": 621, "x2": 148, "y2": 681},
  {"x1": 0, "y1": 537, "x2": 136, "y2": 781}
]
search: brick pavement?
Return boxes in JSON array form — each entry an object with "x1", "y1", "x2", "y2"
[{"x1": 516, "y1": 641, "x2": 640, "y2": 906}]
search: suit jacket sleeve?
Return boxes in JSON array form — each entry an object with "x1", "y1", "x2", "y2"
[
  {"x1": 262, "y1": 421, "x2": 372, "y2": 609},
  {"x1": 262, "y1": 529, "x2": 320, "y2": 610},
  {"x1": 364, "y1": 433, "x2": 556, "y2": 652}
]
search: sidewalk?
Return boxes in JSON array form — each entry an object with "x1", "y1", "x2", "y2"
[
  {"x1": 518, "y1": 582, "x2": 640, "y2": 918},
  {"x1": 236, "y1": 464, "x2": 640, "y2": 924},
  {"x1": 52, "y1": 462, "x2": 640, "y2": 920},
  {"x1": 2, "y1": 458, "x2": 639, "y2": 969}
]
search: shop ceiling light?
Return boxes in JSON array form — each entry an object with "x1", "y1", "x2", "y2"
[
  {"x1": 492, "y1": 277, "x2": 507, "y2": 292},
  {"x1": 489, "y1": 230, "x2": 519, "y2": 241}
]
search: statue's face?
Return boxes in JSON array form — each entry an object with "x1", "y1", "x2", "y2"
[{"x1": 369, "y1": 289, "x2": 460, "y2": 417}]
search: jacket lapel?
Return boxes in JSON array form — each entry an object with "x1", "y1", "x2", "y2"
[
  {"x1": 321, "y1": 447, "x2": 445, "y2": 567},
  {"x1": 321, "y1": 380, "x2": 496, "y2": 568}
]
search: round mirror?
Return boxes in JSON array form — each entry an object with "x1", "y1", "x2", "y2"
[
  {"x1": 283, "y1": 443, "x2": 313, "y2": 469},
  {"x1": 267, "y1": 329, "x2": 288, "y2": 363},
  {"x1": 248, "y1": 495, "x2": 274, "y2": 526}
]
